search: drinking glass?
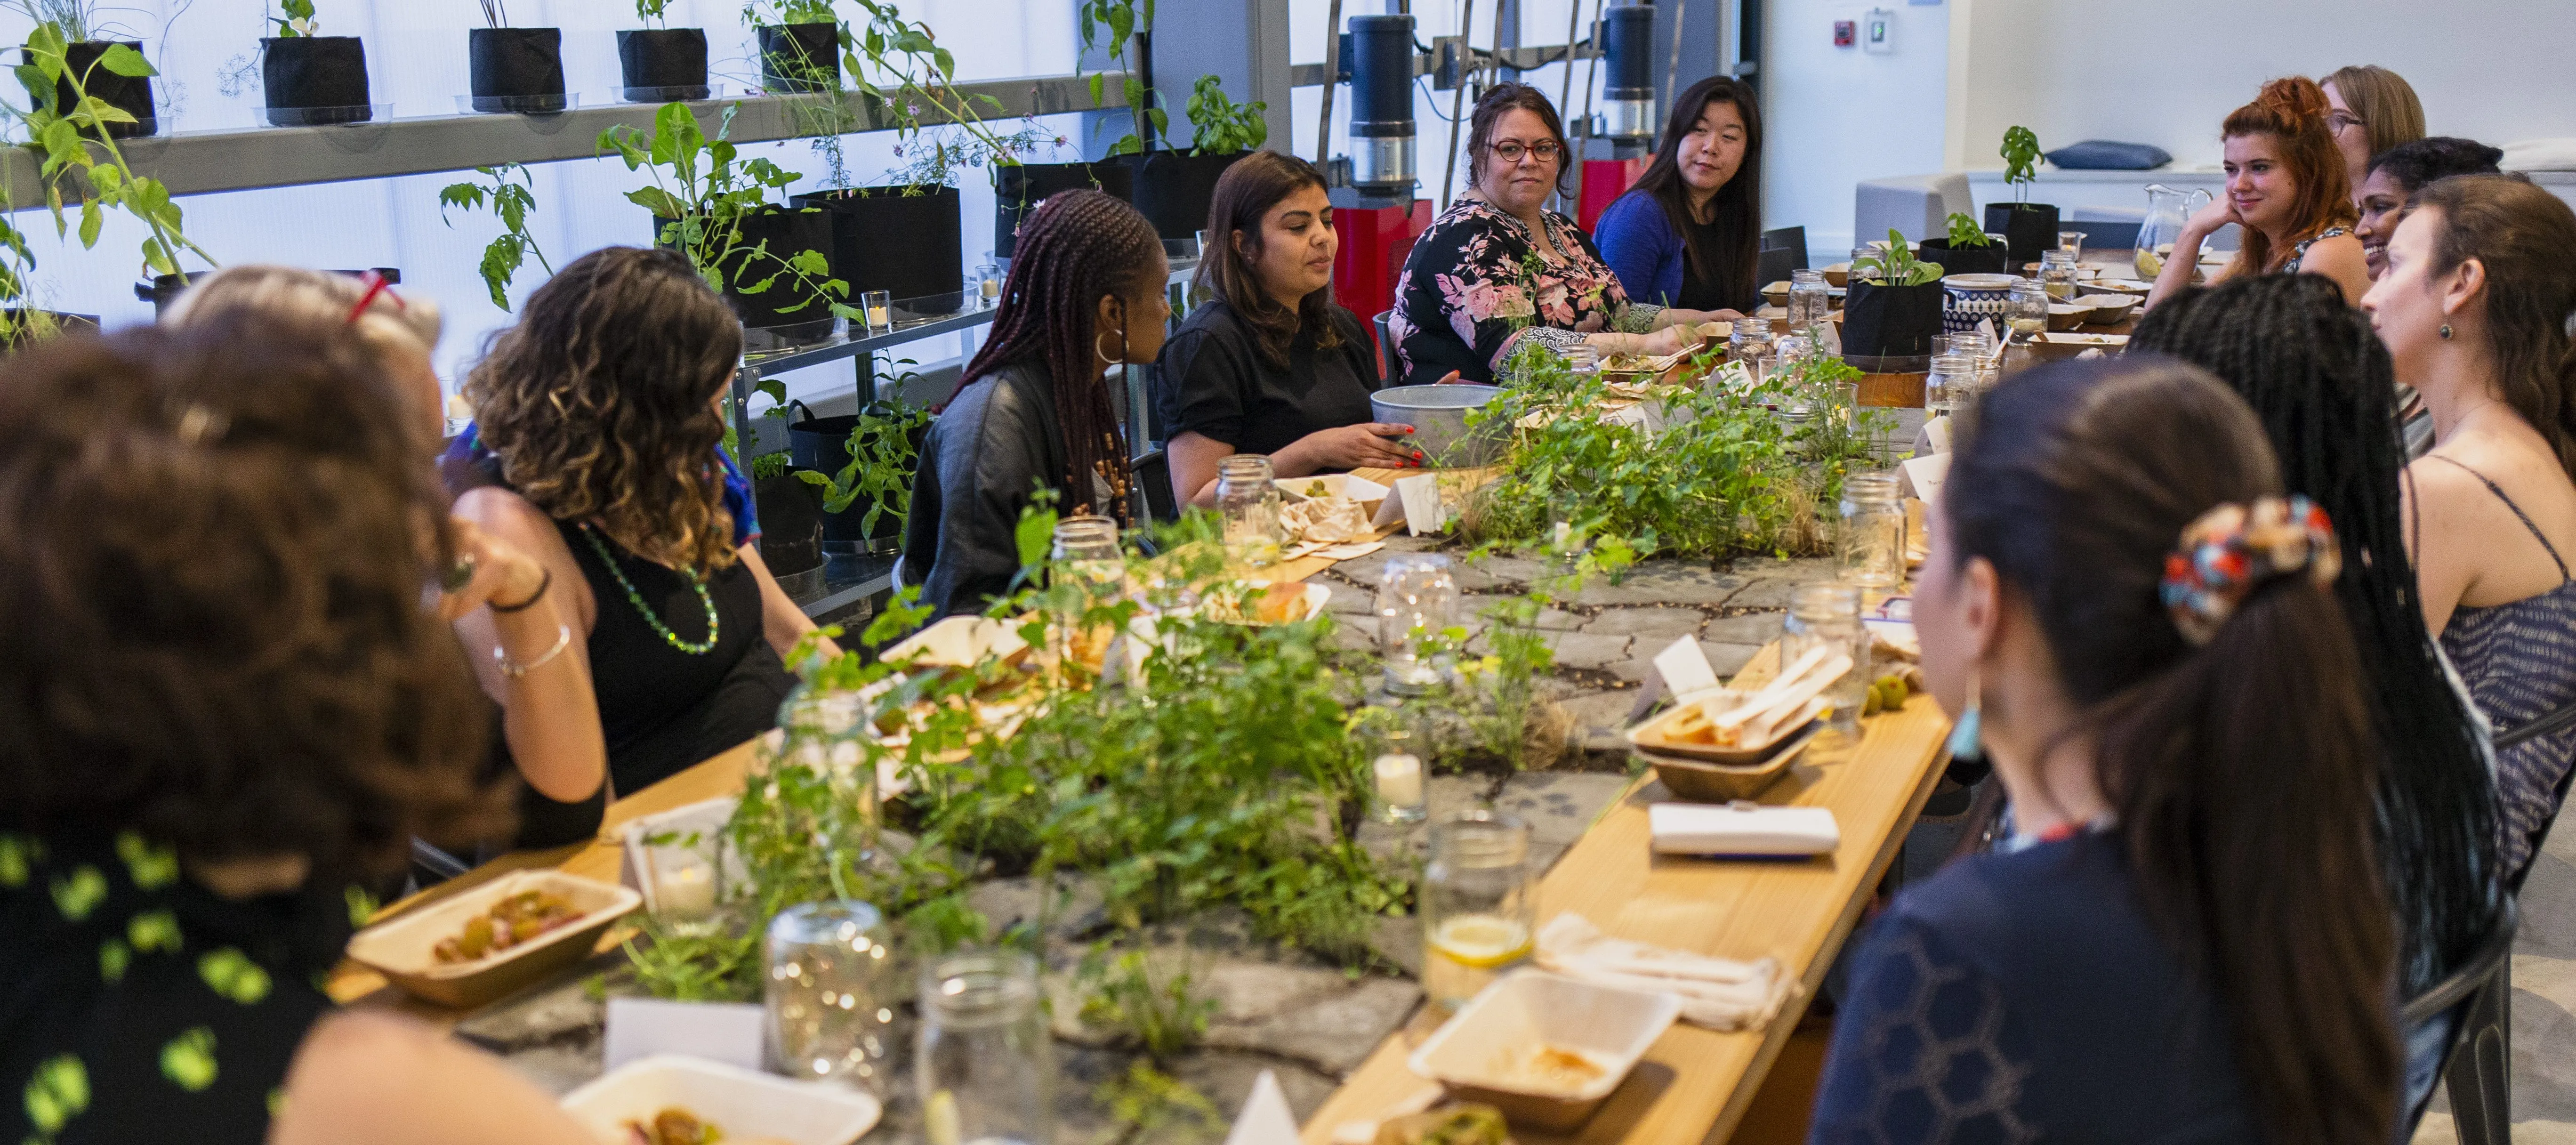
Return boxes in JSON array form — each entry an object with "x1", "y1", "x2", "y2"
[
  {"x1": 640, "y1": 834, "x2": 724, "y2": 936},
  {"x1": 1838, "y1": 471, "x2": 1906, "y2": 595},
  {"x1": 918, "y1": 951, "x2": 1053, "y2": 1145},
  {"x1": 2057, "y1": 230, "x2": 2088, "y2": 255},
  {"x1": 1728, "y1": 321, "x2": 1775, "y2": 383},
  {"x1": 2007, "y1": 280, "x2": 2050, "y2": 343},
  {"x1": 1788, "y1": 268, "x2": 1831, "y2": 333},
  {"x1": 1214, "y1": 455, "x2": 1284, "y2": 568},
  {"x1": 1377, "y1": 553, "x2": 1458, "y2": 695},
  {"x1": 2039, "y1": 250, "x2": 2081, "y2": 301},
  {"x1": 767, "y1": 901, "x2": 901, "y2": 1092},
  {"x1": 1784, "y1": 582, "x2": 1870, "y2": 736},
  {"x1": 861, "y1": 289, "x2": 894, "y2": 335},
  {"x1": 1421, "y1": 811, "x2": 1533, "y2": 1013},
  {"x1": 1926, "y1": 351, "x2": 1977, "y2": 427},
  {"x1": 775, "y1": 690, "x2": 877, "y2": 832},
  {"x1": 1050, "y1": 516, "x2": 1124, "y2": 596}
]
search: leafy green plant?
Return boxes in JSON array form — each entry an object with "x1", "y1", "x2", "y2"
[
  {"x1": 1775, "y1": 350, "x2": 1897, "y2": 487},
  {"x1": 1077, "y1": 947, "x2": 1215, "y2": 1064},
  {"x1": 270, "y1": 0, "x2": 315, "y2": 36},
  {"x1": 1185, "y1": 74, "x2": 1264, "y2": 156},
  {"x1": 1095, "y1": 1064, "x2": 1225, "y2": 1145},
  {"x1": 2001, "y1": 125, "x2": 2042, "y2": 203},
  {"x1": 0, "y1": 24, "x2": 215, "y2": 346},
  {"x1": 749, "y1": 451, "x2": 793, "y2": 481},
  {"x1": 1944, "y1": 212, "x2": 1990, "y2": 248},
  {"x1": 633, "y1": 0, "x2": 669, "y2": 26},
  {"x1": 1851, "y1": 228, "x2": 1943, "y2": 286},
  {"x1": 883, "y1": 118, "x2": 1068, "y2": 190},
  {"x1": 438, "y1": 164, "x2": 554, "y2": 310},
  {"x1": 598, "y1": 101, "x2": 856, "y2": 323},
  {"x1": 1079, "y1": 0, "x2": 1163, "y2": 156},
  {"x1": 799, "y1": 386, "x2": 932, "y2": 536}
]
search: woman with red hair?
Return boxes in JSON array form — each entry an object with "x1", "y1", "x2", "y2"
[{"x1": 2147, "y1": 78, "x2": 2369, "y2": 311}]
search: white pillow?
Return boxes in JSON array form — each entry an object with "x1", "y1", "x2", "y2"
[{"x1": 2498, "y1": 138, "x2": 2576, "y2": 172}]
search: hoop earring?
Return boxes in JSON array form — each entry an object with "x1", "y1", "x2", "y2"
[
  {"x1": 2439, "y1": 323, "x2": 2455, "y2": 340},
  {"x1": 1945, "y1": 668, "x2": 1985, "y2": 764},
  {"x1": 1095, "y1": 330, "x2": 1125, "y2": 366}
]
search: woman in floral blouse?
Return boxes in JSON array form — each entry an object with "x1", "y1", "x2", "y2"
[{"x1": 1389, "y1": 83, "x2": 1729, "y2": 385}]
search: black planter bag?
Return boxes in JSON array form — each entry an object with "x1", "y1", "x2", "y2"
[
  {"x1": 789, "y1": 185, "x2": 965, "y2": 316},
  {"x1": 1983, "y1": 202, "x2": 2061, "y2": 269},
  {"x1": 758, "y1": 23, "x2": 840, "y2": 94},
  {"x1": 261, "y1": 36, "x2": 370, "y2": 125},
  {"x1": 992, "y1": 161, "x2": 1134, "y2": 258},
  {"x1": 1842, "y1": 280, "x2": 1945, "y2": 362},
  {"x1": 1916, "y1": 237, "x2": 2008, "y2": 276},
  {"x1": 617, "y1": 29, "x2": 708, "y2": 102},
  {"x1": 679, "y1": 207, "x2": 839, "y2": 339},
  {"x1": 469, "y1": 27, "x2": 566, "y2": 113},
  {"x1": 1126, "y1": 150, "x2": 1247, "y2": 240},
  {"x1": 56, "y1": 41, "x2": 155, "y2": 138},
  {"x1": 0, "y1": 310, "x2": 100, "y2": 351},
  {"x1": 788, "y1": 404, "x2": 925, "y2": 560},
  {"x1": 753, "y1": 471, "x2": 825, "y2": 576}
]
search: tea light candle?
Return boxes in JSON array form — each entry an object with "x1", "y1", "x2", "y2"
[
  {"x1": 654, "y1": 862, "x2": 716, "y2": 919},
  {"x1": 1374, "y1": 752, "x2": 1425, "y2": 809},
  {"x1": 866, "y1": 304, "x2": 890, "y2": 328}
]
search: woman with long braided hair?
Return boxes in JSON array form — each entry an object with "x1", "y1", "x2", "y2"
[
  {"x1": 903, "y1": 189, "x2": 1169, "y2": 620},
  {"x1": 2132, "y1": 273, "x2": 2501, "y2": 1120}
]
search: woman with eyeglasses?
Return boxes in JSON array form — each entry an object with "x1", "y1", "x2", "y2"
[
  {"x1": 2323, "y1": 65, "x2": 2427, "y2": 201},
  {"x1": 1387, "y1": 83, "x2": 1727, "y2": 386}
]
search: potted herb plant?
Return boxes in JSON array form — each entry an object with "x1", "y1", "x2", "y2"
[
  {"x1": 790, "y1": 391, "x2": 932, "y2": 569},
  {"x1": 746, "y1": 0, "x2": 842, "y2": 94},
  {"x1": 1125, "y1": 74, "x2": 1267, "y2": 241},
  {"x1": 439, "y1": 163, "x2": 552, "y2": 310},
  {"x1": 1916, "y1": 212, "x2": 2009, "y2": 276},
  {"x1": 467, "y1": 0, "x2": 566, "y2": 115},
  {"x1": 796, "y1": 121, "x2": 1056, "y2": 321},
  {"x1": 7, "y1": 3, "x2": 160, "y2": 138},
  {"x1": 1984, "y1": 126, "x2": 2060, "y2": 267},
  {"x1": 1841, "y1": 229, "x2": 1945, "y2": 364},
  {"x1": 751, "y1": 449, "x2": 826, "y2": 582},
  {"x1": 258, "y1": 0, "x2": 372, "y2": 125},
  {"x1": 600, "y1": 101, "x2": 857, "y2": 345},
  {"x1": 620, "y1": 0, "x2": 709, "y2": 103}
]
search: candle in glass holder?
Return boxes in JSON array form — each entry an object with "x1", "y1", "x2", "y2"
[{"x1": 1374, "y1": 752, "x2": 1425, "y2": 815}]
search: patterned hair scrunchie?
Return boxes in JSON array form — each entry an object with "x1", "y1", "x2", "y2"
[{"x1": 2159, "y1": 495, "x2": 2342, "y2": 646}]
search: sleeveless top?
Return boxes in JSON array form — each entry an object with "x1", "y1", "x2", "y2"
[
  {"x1": 440, "y1": 447, "x2": 794, "y2": 797},
  {"x1": 2280, "y1": 226, "x2": 2350, "y2": 275},
  {"x1": 2429, "y1": 457, "x2": 2576, "y2": 880},
  {"x1": 3, "y1": 832, "x2": 348, "y2": 1145}
]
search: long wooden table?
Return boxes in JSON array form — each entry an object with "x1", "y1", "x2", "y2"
[{"x1": 1299, "y1": 645, "x2": 1951, "y2": 1145}]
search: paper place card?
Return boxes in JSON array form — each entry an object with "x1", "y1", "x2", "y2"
[
  {"x1": 1393, "y1": 472, "x2": 1447, "y2": 536},
  {"x1": 1222, "y1": 1070, "x2": 1302, "y2": 1145},
  {"x1": 1924, "y1": 416, "x2": 1952, "y2": 455},
  {"x1": 602, "y1": 997, "x2": 766, "y2": 1073},
  {"x1": 1898, "y1": 452, "x2": 1950, "y2": 504},
  {"x1": 1652, "y1": 635, "x2": 1721, "y2": 698},
  {"x1": 1648, "y1": 804, "x2": 1840, "y2": 857}
]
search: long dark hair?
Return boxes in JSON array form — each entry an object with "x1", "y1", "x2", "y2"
[
  {"x1": 2221, "y1": 77, "x2": 2358, "y2": 278},
  {"x1": 2134, "y1": 274, "x2": 2499, "y2": 994},
  {"x1": 1622, "y1": 75, "x2": 1761, "y2": 306},
  {"x1": 1196, "y1": 150, "x2": 1344, "y2": 369},
  {"x1": 1948, "y1": 358, "x2": 2398, "y2": 1145},
  {"x1": 2366, "y1": 136, "x2": 2504, "y2": 192},
  {"x1": 2415, "y1": 175, "x2": 2576, "y2": 484},
  {"x1": 467, "y1": 247, "x2": 746, "y2": 573},
  {"x1": 1465, "y1": 82, "x2": 1572, "y2": 198},
  {"x1": 958, "y1": 189, "x2": 1164, "y2": 522}
]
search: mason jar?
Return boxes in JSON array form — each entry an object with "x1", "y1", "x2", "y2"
[
  {"x1": 1421, "y1": 811, "x2": 1533, "y2": 1013},
  {"x1": 1728, "y1": 320, "x2": 1775, "y2": 384},
  {"x1": 1215, "y1": 454, "x2": 1284, "y2": 568},
  {"x1": 1783, "y1": 581, "x2": 1870, "y2": 736},
  {"x1": 918, "y1": 950, "x2": 1053, "y2": 1145},
  {"x1": 774, "y1": 688, "x2": 877, "y2": 836},
  {"x1": 2039, "y1": 250, "x2": 2081, "y2": 301},
  {"x1": 1377, "y1": 553, "x2": 1457, "y2": 695},
  {"x1": 1838, "y1": 471, "x2": 1906, "y2": 595},
  {"x1": 767, "y1": 901, "x2": 901, "y2": 1093},
  {"x1": 1787, "y1": 268, "x2": 1832, "y2": 333}
]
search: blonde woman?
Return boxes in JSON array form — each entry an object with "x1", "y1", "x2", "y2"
[{"x1": 2322, "y1": 65, "x2": 2428, "y2": 199}]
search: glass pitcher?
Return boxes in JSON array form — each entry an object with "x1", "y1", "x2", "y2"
[{"x1": 2136, "y1": 184, "x2": 2213, "y2": 280}]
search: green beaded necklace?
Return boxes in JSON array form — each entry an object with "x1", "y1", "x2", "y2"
[{"x1": 579, "y1": 523, "x2": 719, "y2": 655}]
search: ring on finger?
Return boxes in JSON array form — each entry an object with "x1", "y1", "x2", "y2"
[{"x1": 442, "y1": 555, "x2": 478, "y2": 593}]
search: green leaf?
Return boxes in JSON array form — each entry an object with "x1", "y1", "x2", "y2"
[{"x1": 97, "y1": 43, "x2": 155, "y2": 78}]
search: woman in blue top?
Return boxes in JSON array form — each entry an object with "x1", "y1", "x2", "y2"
[
  {"x1": 1593, "y1": 76, "x2": 1762, "y2": 315},
  {"x1": 1811, "y1": 358, "x2": 2401, "y2": 1145}
]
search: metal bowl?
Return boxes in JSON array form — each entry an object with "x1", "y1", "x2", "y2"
[{"x1": 1371, "y1": 384, "x2": 1506, "y2": 468}]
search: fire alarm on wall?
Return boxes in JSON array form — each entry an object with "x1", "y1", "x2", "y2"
[{"x1": 1833, "y1": 20, "x2": 1856, "y2": 47}]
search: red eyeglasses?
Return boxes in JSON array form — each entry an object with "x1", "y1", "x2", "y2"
[{"x1": 346, "y1": 270, "x2": 406, "y2": 324}]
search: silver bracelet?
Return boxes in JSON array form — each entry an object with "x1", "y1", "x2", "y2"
[{"x1": 495, "y1": 624, "x2": 573, "y2": 679}]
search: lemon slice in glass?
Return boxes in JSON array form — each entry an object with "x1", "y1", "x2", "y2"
[{"x1": 1429, "y1": 915, "x2": 1533, "y2": 969}]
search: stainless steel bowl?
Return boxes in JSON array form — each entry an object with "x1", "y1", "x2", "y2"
[{"x1": 1370, "y1": 384, "x2": 1506, "y2": 468}]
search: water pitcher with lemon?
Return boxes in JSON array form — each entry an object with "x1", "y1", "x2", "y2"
[
  {"x1": 1422, "y1": 811, "x2": 1535, "y2": 1011},
  {"x1": 2135, "y1": 185, "x2": 2213, "y2": 279}
]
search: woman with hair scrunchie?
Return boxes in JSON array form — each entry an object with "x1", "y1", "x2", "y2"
[
  {"x1": 2147, "y1": 77, "x2": 2370, "y2": 311},
  {"x1": 1810, "y1": 358, "x2": 2401, "y2": 1145}
]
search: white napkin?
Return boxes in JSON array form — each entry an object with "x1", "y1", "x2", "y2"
[
  {"x1": 1224, "y1": 1070, "x2": 1301, "y2": 1145},
  {"x1": 1532, "y1": 914, "x2": 1794, "y2": 1032},
  {"x1": 1647, "y1": 803, "x2": 1840, "y2": 857}
]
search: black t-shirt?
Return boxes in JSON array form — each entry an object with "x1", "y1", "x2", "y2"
[
  {"x1": 1152, "y1": 298, "x2": 1383, "y2": 456},
  {"x1": 1676, "y1": 217, "x2": 1738, "y2": 312}
]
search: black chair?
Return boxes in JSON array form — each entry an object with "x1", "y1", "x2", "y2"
[
  {"x1": 1129, "y1": 448, "x2": 1178, "y2": 524},
  {"x1": 2403, "y1": 896, "x2": 2519, "y2": 1145},
  {"x1": 1373, "y1": 310, "x2": 1400, "y2": 384},
  {"x1": 1756, "y1": 225, "x2": 1808, "y2": 290}
]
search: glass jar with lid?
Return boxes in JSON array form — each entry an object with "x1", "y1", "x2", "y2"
[
  {"x1": 2007, "y1": 279, "x2": 2050, "y2": 343},
  {"x1": 1783, "y1": 581, "x2": 1870, "y2": 736},
  {"x1": 1787, "y1": 268, "x2": 1832, "y2": 334},
  {"x1": 1421, "y1": 810, "x2": 1533, "y2": 1012},
  {"x1": 1838, "y1": 471, "x2": 1906, "y2": 595},
  {"x1": 1377, "y1": 553, "x2": 1458, "y2": 694},
  {"x1": 768, "y1": 900, "x2": 901, "y2": 1092},
  {"x1": 1214, "y1": 454, "x2": 1284, "y2": 568}
]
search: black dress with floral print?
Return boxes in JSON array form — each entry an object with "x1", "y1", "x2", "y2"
[
  {"x1": 1387, "y1": 197, "x2": 1665, "y2": 385},
  {"x1": 3, "y1": 832, "x2": 350, "y2": 1145}
]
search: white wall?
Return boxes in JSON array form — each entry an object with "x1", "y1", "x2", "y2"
[
  {"x1": 1760, "y1": 0, "x2": 1951, "y2": 258},
  {"x1": 1946, "y1": 0, "x2": 2576, "y2": 172}
]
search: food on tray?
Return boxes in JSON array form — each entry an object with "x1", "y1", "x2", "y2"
[
  {"x1": 430, "y1": 888, "x2": 583, "y2": 964},
  {"x1": 1203, "y1": 582, "x2": 1317, "y2": 625},
  {"x1": 1482, "y1": 1043, "x2": 1613, "y2": 1092},
  {"x1": 623, "y1": 1107, "x2": 718, "y2": 1145},
  {"x1": 1645, "y1": 645, "x2": 1853, "y2": 752},
  {"x1": 1372, "y1": 1104, "x2": 1509, "y2": 1145},
  {"x1": 1601, "y1": 352, "x2": 1655, "y2": 372},
  {"x1": 1281, "y1": 494, "x2": 1372, "y2": 544}
]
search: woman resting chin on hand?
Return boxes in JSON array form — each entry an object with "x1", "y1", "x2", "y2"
[{"x1": 1156, "y1": 151, "x2": 1466, "y2": 508}]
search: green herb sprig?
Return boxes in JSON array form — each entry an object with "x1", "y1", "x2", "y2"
[
  {"x1": 2001, "y1": 125, "x2": 2042, "y2": 203},
  {"x1": 1944, "y1": 212, "x2": 1991, "y2": 248}
]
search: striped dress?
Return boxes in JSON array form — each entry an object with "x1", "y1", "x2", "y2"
[{"x1": 2431, "y1": 457, "x2": 2576, "y2": 880}]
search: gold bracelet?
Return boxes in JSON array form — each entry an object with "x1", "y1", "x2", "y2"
[{"x1": 496, "y1": 624, "x2": 573, "y2": 679}]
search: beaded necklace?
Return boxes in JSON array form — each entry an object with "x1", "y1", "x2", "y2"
[{"x1": 578, "y1": 523, "x2": 719, "y2": 655}]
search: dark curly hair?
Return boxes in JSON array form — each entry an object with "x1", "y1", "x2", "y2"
[
  {"x1": 0, "y1": 318, "x2": 508, "y2": 878},
  {"x1": 2366, "y1": 136, "x2": 2505, "y2": 192},
  {"x1": 466, "y1": 247, "x2": 746, "y2": 573}
]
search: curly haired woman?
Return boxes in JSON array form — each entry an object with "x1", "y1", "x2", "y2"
[
  {"x1": 2147, "y1": 77, "x2": 2369, "y2": 311},
  {"x1": 449, "y1": 247, "x2": 835, "y2": 794}
]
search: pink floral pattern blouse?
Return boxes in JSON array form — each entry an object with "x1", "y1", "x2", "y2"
[{"x1": 1385, "y1": 198, "x2": 1661, "y2": 385}]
